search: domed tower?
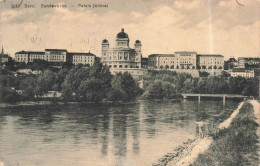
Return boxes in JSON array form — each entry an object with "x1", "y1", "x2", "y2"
[
  {"x1": 101, "y1": 39, "x2": 109, "y2": 62},
  {"x1": 135, "y1": 40, "x2": 142, "y2": 52},
  {"x1": 116, "y1": 28, "x2": 129, "y2": 48}
]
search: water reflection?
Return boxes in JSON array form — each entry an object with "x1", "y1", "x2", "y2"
[{"x1": 0, "y1": 100, "x2": 239, "y2": 166}]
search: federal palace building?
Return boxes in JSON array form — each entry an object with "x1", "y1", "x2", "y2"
[{"x1": 100, "y1": 28, "x2": 148, "y2": 77}]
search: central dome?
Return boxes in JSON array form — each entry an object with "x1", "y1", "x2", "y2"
[{"x1": 116, "y1": 28, "x2": 129, "y2": 39}]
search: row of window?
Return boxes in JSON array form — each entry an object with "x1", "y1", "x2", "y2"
[
  {"x1": 108, "y1": 65, "x2": 140, "y2": 68},
  {"x1": 73, "y1": 60, "x2": 93, "y2": 62},
  {"x1": 73, "y1": 56, "x2": 94, "y2": 59}
]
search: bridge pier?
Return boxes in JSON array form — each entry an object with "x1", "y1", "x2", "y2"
[
  {"x1": 223, "y1": 95, "x2": 226, "y2": 106},
  {"x1": 198, "y1": 95, "x2": 201, "y2": 103}
]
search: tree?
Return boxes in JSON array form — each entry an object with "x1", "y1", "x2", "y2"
[
  {"x1": 213, "y1": 65, "x2": 217, "y2": 70},
  {"x1": 62, "y1": 62, "x2": 112, "y2": 102},
  {"x1": 19, "y1": 76, "x2": 37, "y2": 100},
  {"x1": 170, "y1": 65, "x2": 174, "y2": 69},
  {"x1": 109, "y1": 72, "x2": 142, "y2": 101},
  {"x1": 199, "y1": 71, "x2": 209, "y2": 77},
  {"x1": 176, "y1": 65, "x2": 179, "y2": 69},
  {"x1": 208, "y1": 66, "x2": 212, "y2": 70},
  {"x1": 0, "y1": 87, "x2": 20, "y2": 103},
  {"x1": 221, "y1": 71, "x2": 230, "y2": 77},
  {"x1": 160, "y1": 65, "x2": 164, "y2": 69},
  {"x1": 192, "y1": 66, "x2": 196, "y2": 69},
  {"x1": 181, "y1": 65, "x2": 184, "y2": 69},
  {"x1": 202, "y1": 65, "x2": 206, "y2": 70},
  {"x1": 165, "y1": 65, "x2": 169, "y2": 70},
  {"x1": 28, "y1": 59, "x2": 49, "y2": 71},
  {"x1": 35, "y1": 70, "x2": 56, "y2": 96},
  {"x1": 3, "y1": 59, "x2": 15, "y2": 71}
]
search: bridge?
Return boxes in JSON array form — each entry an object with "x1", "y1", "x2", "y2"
[{"x1": 182, "y1": 93, "x2": 247, "y2": 105}]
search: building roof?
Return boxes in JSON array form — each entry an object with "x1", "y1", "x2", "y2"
[
  {"x1": 227, "y1": 57, "x2": 238, "y2": 62},
  {"x1": 70, "y1": 52, "x2": 95, "y2": 56},
  {"x1": 175, "y1": 51, "x2": 197, "y2": 55},
  {"x1": 198, "y1": 54, "x2": 224, "y2": 57},
  {"x1": 45, "y1": 49, "x2": 67, "y2": 52},
  {"x1": 148, "y1": 54, "x2": 175, "y2": 58},
  {"x1": 116, "y1": 28, "x2": 129, "y2": 39},
  {"x1": 238, "y1": 57, "x2": 260, "y2": 61},
  {"x1": 15, "y1": 51, "x2": 45, "y2": 54},
  {"x1": 0, "y1": 54, "x2": 8, "y2": 58},
  {"x1": 231, "y1": 68, "x2": 254, "y2": 72},
  {"x1": 102, "y1": 39, "x2": 109, "y2": 43},
  {"x1": 135, "y1": 40, "x2": 141, "y2": 44}
]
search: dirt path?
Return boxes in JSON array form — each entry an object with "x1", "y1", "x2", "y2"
[
  {"x1": 173, "y1": 137, "x2": 212, "y2": 166},
  {"x1": 250, "y1": 100, "x2": 260, "y2": 162},
  {"x1": 157, "y1": 101, "x2": 245, "y2": 166},
  {"x1": 218, "y1": 101, "x2": 244, "y2": 129}
]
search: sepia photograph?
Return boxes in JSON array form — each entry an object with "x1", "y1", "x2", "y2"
[{"x1": 0, "y1": 0, "x2": 259, "y2": 165}]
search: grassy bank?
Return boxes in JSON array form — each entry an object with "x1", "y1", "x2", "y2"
[{"x1": 192, "y1": 102, "x2": 259, "y2": 166}]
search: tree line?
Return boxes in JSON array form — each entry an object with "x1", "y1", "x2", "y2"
[
  {"x1": 0, "y1": 63, "x2": 142, "y2": 103},
  {"x1": 0, "y1": 62, "x2": 258, "y2": 103},
  {"x1": 141, "y1": 70, "x2": 259, "y2": 100}
]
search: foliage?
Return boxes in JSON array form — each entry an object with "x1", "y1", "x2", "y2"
[
  {"x1": 142, "y1": 70, "x2": 259, "y2": 100},
  {"x1": 0, "y1": 87, "x2": 20, "y2": 103},
  {"x1": 199, "y1": 71, "x2": 210, "y2": 77},
  {"x1": 108, "y1": 72, "x2": 143, "y2": 101},
  {"x1": 62, "y1": 63, "x2": 112, "y2": 102},
  {"x1": 27, "y1": 59, "x2": 49, "y2": 71}
]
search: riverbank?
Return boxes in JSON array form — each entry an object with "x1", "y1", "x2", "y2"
[
  {"x1": 0, "y1": 98, "x2": 183, "y2": 109},
  {"x1": 154, "y1": 100, "x2": 260, "y2": 166},
  {"x1": 154, "y1": 101, "x2": 243, "y2": 166},
  {"x1": 192, "y1": 101, "x2": 259, "y2": 165}
]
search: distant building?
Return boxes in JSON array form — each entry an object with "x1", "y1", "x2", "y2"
[
  {"x1": 197, "y1": 54, "x2": 224, "y2": 70},
  {"x1": 148, "y1": 54, "x2": 176, "y2": 69},
  {"x1": 238, "y1": 57, "x2": 260, "y2": 68},
  {"x1": 15, "y1": 51, "x2": 28, "y2": 63},
  {"x1": 70, "y1": 52, "x2": 95, "y2": 65},
  {"x1": 230, "y1": 68, "x2": 255, "y2": 78},
  {"x1": 141, "y1": 57, "x2": 148, "y2": 68},
  {"x1": 101, "y1": 28, "x2": 147, "y2": 79},
  {"x1": 224, "y1": 57, "x2": 238, "y2": 70},
  {"x1": 147, "y1": 52, "x2": 223, "y2": 71},
  {"x1": 148, "y1": 52, "x2": 197, "y2": 70},
  {"x1": 15, "y1": 49, "x2": 97, "y2": 66},
  {"x1": 0, "y1": 46, "x2": 11, "y2": 63},
  {"x1": 101, "y1": 28, "x2": 142, "y2": 69},
  {"x1": 175, "y1": 51, "x2": 197, "y2": 69},
  {"x1": 45, "y1": 49, "x2": 68, "y2": 63}
]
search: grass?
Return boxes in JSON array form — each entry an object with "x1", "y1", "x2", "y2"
[{"x1": 192, "y1": 102, "x2": 259, "y2": 166}]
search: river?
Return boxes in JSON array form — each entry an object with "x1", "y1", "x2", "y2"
[{"x1": 0, "y1": 100, "x2": 239, "y2": 166}]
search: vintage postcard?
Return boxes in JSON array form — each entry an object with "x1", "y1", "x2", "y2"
[{"x1": 0, "y1": 0, "x2": 259, "y2": 165}]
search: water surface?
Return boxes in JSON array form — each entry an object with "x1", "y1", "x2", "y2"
[{"x1": 0, "y1": 100, "x2": 239, "y2": 166}]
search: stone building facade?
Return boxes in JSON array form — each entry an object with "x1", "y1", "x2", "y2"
[
  {"x1": 15, "y1": 49, "x2": 96, "y2": 65},
  {"x1": 230, "y1": 68, "x2": 255, "y2": 78},
  {"x1": 71, "y1": 52, "x2": 95, "y2": 65},
  {"x1": 148, "y1": 52, "x2": 224, "y2": 71},
  {"x1": 238, "y1": 57, "x2": 260, "y2": 68},
  {"x1": 101, "y1": 28, "x2": 142, "y2": 69},
  {"x1": 197, "y1": 54, "x2": 224, "y2": 70}
]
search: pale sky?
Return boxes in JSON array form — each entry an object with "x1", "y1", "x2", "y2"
[{"x1": 0, "y1": 0, "x2": 259, "y2": 59}]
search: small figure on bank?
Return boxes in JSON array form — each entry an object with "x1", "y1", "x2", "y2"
[{"x1": 195, "y1": 120, "x2": 209, "y2": 138}]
